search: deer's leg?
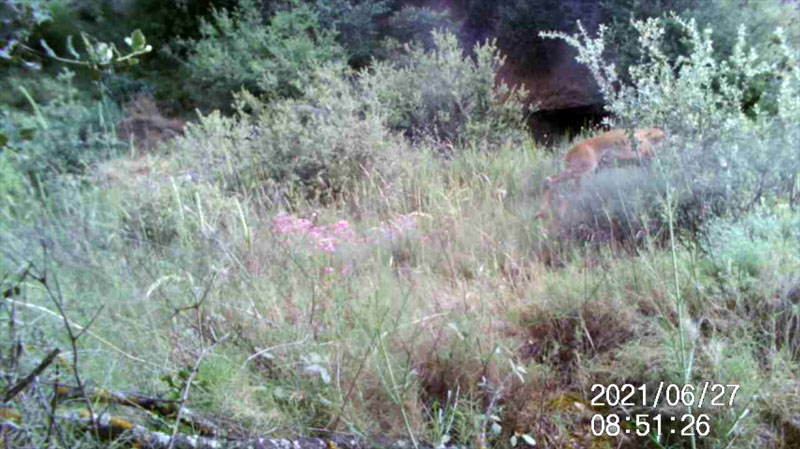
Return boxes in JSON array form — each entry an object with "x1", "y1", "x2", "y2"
[
  {"x1": 535, "y1": 187, "x2": 553, "y2": 220},
  {"x1": 547, "y1": 168, "x2": 578, "y2": 189},
  {"x1": 537, "y1": 170, "x2": 584, "y2": 220},
  {"x1": 557, "y1": 190, "x2": 571, "y2": 219},
  {"x1": 538, "y1": 158, "x2": 596, "y2": 220}
]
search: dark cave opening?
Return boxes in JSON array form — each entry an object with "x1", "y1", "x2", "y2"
[{"x1": 528, "y1": 104, "x2": 607, "y2": 146}]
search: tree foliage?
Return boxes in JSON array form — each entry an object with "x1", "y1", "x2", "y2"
[
  {"x1": 176, "y1": 0, "x2": 344, "y2": 112},
  {"x1": 313, "y1": 0, "x2": 390, "y2": 67}
]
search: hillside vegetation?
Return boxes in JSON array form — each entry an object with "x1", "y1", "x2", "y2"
[{"x1": 1, "y1": 1, "x2": 799, "y2": 448}]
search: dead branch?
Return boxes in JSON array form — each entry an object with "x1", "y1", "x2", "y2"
[
  {"x1": 2, "y1": 348, "x2": 60, "y2": 402},
  {"x1": 53, "y1": 385, "x2": 220, "y2": 436},
  {"x1": 168, "y1": 333, "x2": 231, "y2": 449},
  {"x1": 58, "y1": 411, "x2": 467, "y2": 449}
]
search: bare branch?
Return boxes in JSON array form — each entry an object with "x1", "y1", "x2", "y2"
[
  {"x1": 2, "y1": 348, "x2": 60, "y2": 402},
  {"x1": 167, "y1": 333, "x2": 231, "y2": 449}
]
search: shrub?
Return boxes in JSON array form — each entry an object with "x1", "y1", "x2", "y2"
[
  {"x1": 362, "y1": 30, "x2": 531, "y2": 148},
  {"x1": 541, "y1": 16, "x2": 800, "y2": 232},
  {"x1": 544, "y1": 166, "x2": 666, "y2": 245},
  {"x1": 175, "y1": 61, "x2": 398, "y2": 204},
  {"x1": 0, "y1": 147, "x2": 30, "y2": 216},
  {"x1": 0, "y1": 69, "x2": 68, "y2": 111},
  {"x1": 176, "y1": 30, "x2": 531, "y2": 203},
  {"x1": 251, "y1": 63, "x2": 396, "y2": 203},
  {"x1": 0, "y1": 0, "x2": 53, "y2": 53},
  {"x1": 120, "y1": 185, "x2": 180, "y2": 246},
  {"x1": 1, "y1": 69, "x2": 123, "y2": 190},
  {"x1": 102, "y1": 73, "x2": 156, "y2": 107},
  {"x1": 701, "y1": 208, "x2": 800, "y2": 289},
  {"x1": 600, "y1": 0, "x2": 800, "y2": 85},
  {"x1": 700, "y1": 208, "x2": 800, "y2": 361},
  {"x1": 313, "y1": 0, "x2": 390, "y2": 67},
  {"x1": 597, "y1": 0, "x2": 697, "y2": 84},
  {"x1": 464, "y1": 0, "x2": 687, "y2": 73},
  {"x1": 176, "y1": 0, "x2": 345, "y2": 112}
]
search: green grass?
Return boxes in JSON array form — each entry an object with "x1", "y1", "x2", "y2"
[{"x1": 2, "y1": 127, "x2": 798, "y2": 449}]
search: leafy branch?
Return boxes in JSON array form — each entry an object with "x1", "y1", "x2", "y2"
[{"x1": 11, "y1": 29, "x2": 153, "y2": 71}]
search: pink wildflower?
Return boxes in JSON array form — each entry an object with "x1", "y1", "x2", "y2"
[{"x1": 318, "y1": 239, "x2": 336, "y2": 253}]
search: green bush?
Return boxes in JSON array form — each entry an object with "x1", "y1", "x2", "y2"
[
  {"x1": 313, "y1": 0, "x2": 390, "y2": 67},
  {"x1": 600, "y1": 0, "x2": 800, "y2": 80},
  {"x1": 701, "y1": 208, "x2": 800, "y2": 292},
  {"x1": 596, "y1": 0, "x2": 800, "y2": 117},
  {"x1": 0, "y1": 69, "x2": 68, "y2": 109},
  {"x1": 0, "y1": 0, "x2": 54, "y2": 64},
  {"x1": 541, "y1": 16, "x2": 800, "y2": 231},
  {"x1": 363, "y1": 30, "x2": 531, "y2": 148},
  {"x1": 177, "y1": 0, "x2": 344, "y2": 112},
  {"x1": 1, "y1": 69, "x2": 123, "y2": 190},
  {"x1": 114, "y1": 174, "x2": 236, "y2": 248},
  {"x1": 175, "y1": 30, "x2": 531, "y2": 203},
  {"x1": 0, "y1": 147, "x2": 30, "y2": 217},
  {"x1": 175, "y1": 61, "x2": 398, "y2": 204},
  {"x1": 598, "y1": 0, "x2": 696, "y2": 82},
  {"x1": 101, "y1": 72, "x2": 155, "y2": 107},
  {"x1": 120, "y1": 187, "x2": 180, "y2": 247},
  {"x1": 545, "y1": 166, "x2": 665, "y2": 244}
]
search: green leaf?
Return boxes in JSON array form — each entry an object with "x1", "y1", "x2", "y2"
[
  {"x1": 22, "y1": 60, "x2": 42, "y2": 70},
  {"x1": 1, "y1": 39, "x2": 18, "y2": 59},
  {"x1": 130, "y1": 29, "x2": 147, "y2": 51},
  {"x1": 0, "y1": 132, "x2": 8, "y2": 148},
  {"x1": 80, "y1": 32, "x2": 94, "y2": 57},
  {"x1": 66, "y1": 35, "x2": 80, "y2": 60},
  {"x1": 95, "y1": 43, "x2": 112, "y2": 64},
  {"x1": 39, "y1": 39, "x2": 57, "y2": 58}
]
